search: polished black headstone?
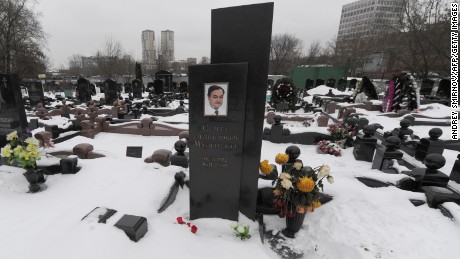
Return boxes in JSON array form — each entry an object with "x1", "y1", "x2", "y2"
[
  {"x1": 371, "y1": 136, "x2": 403, "y2": 173},
  {"x1": 126, "y1": 146, "x2": 143, "y2": 158},
  {"x1": 29, "y1": 118, "x2": 39, "y2": 130},
  {"x1": 114, "y1": 214, "x2": 148, "y2": 242},
  {"x1": 76, "y1": 78, "x2": 92, "y2": 103},
  {"x1": 170, "y1": 140, "x2": 188, "y2": 168},
  {"x1": 211, "y1": 3, "x2": 273, "y2": 220},
  {"x1": 45, "y1": 125, "x2": 59, "y2": 139},
  {"x1": 103, "y1": 79, "x2": 118, "y2": 105},
  {"x1": 415, "y1": 128, "x2": 444, "y2": 161},
  {"x1": 188, "y1": 63, "x2": 248, "y2": 220},
  {"x1": 25, "y1": 81, "x2": 45, "y2": 106},
  {"x1": 132, "y1": 79, "x2": 143, "y2": 99},
  {"x1": 60, "y1": 157, "x2": 78, "y2": 174},
  {"x1": 0, "y1": 74, "x2": 28, "y2": 135},
  {"x1": 353, "y1": 125, "x2": 377, "y2": 162}
]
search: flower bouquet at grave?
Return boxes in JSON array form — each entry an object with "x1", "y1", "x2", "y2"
[
  {"x1": 1, "y1": 131, "x2": 42, "y2": 169},
  {"x1": 316, "y1": 140, "x2": 342, "y2": 156},
  {"x1": 326, "y1": 121, "x2": 358, "y2": 148},
  {"x1": 261, "y1": 154, "x2": 334, "y2": 217}
]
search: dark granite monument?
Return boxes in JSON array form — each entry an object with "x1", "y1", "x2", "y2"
[
  {"x1": 371, "y1": 136, "x2": 404, "y2": 174},
  {"x1": 103, "y1": 79, "x2": 118, "y2": 105},
  {"x1": 76, "y1": 78, "x2": 92, "y2": 103},
  {"x1": 25, "y1": 81, "x2": 45, "y2": 106},
  {"x1": 0, "y1": 74, "x2": 28, "y2": 137},
  {"x1": 353, "y1": 125, "x2": 378, "y2": 162},
  {"x1": 450, "y1": 154, "x2": 460, "y2": 183},
  {"x1": 414, "y1": 128, "x2": 444, "y2": 161},
  {"x1": 210, "y1": 2, "x2": 273, "y2": 220},
  {"x1": 189, "y1": 63, "x2": 248, "y2": 220},
  {"x1": 132, "y1": 79, "x2": 143, "y2": 99}
]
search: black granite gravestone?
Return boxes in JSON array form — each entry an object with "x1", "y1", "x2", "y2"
[
  {"x1": 0, "y1": 74, "x2": 28, "y2": 136},
  {"x1": 25, "y1": 81, "x2": 45, "y2": 106},
  {"x1": 170, "y1": 140, "x2": 188, "y2": 168},
  {"x1": 415, "y1": 128, "x2": 444, "y2": 161},
  {"x1": 371, "y1": 136, "x2": 404, "y2": 173},
  {"x1": 126, "y1": 146, "x2": 143, "y2": 158},
  {"x1": 189, "y1": 63, "x2": 248, "y2": 220},
  {"x1": 76, "y1": 78, "x2": 92, "y2": 103},
  {"x1": 103, "y1": 79, "x2": 118, "y2": 105},
  {"x1": 132, "y1": 79, "x2": 143, "y2": 99},
  {"x1": 211, "y1": 2, "x2": 273, "y2": 220},
  {"x1": 353, "y1": 125, "x2": 377, "y2": 162}
]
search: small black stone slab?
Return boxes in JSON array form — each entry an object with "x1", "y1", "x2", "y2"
[
  {"x1": 114, "y1": 214, "x2": 148, "y2": 242},
  {"x1": 81, "y1": 207, "x2": 117, "y2": 223},
  {"x1": 409, "y1": 199, "x2": 426, "y2": 207},
  {"x1": 60, "y1": 157, "x2": 78, "y2": 174},
  {"x1": 421, "y1": 186, "x2": 460, "y2": 208},
  {"x1": 356, "y1": 177, "x2": 391, "y2": 188},
  {"x1": 126, "y1": 146, "x2": 143, "y2": 158}
]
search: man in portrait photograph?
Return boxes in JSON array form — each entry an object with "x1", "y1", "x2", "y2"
[{"x1": 204, "y1": 84, "x2": 228, "y2": 116}]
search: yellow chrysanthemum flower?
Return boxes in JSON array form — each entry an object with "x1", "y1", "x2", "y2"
[
  {"x1": 25, "y1": 137, "x2": 39, "y2": 146},
  {"x1": 312, "y1": 201, "x2": 321, "y2": 208},
  {"x1": 275, "y1": 153, "x2": 289, "y2": 164},
  {"x1": 297, "y1": 177, "x2": 315, "y2": 192},
  {"x1": 6, "y1": 131, "x2": 18, "y2": 141},
  {"x1": 259, "y1": 160, "x2": 273, "y2": 175},
  {"x1": 1, "y1": 145, "x2": 13, "y2": 158}
]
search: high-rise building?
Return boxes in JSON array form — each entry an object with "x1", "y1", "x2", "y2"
[
  {"x1": 337, "y1": 0, "x2": 404, "y2": 42},
  {"x1": 161, "y1": 30, "x2": 175, "y2": 63},
  {"x1": 141, "y1": 30, "x2": 156, "y2": 65}
]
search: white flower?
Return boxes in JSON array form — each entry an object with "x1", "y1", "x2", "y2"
[
  {"x1": 281, "y1": 178, "x2": 293, "y2": 189},
  {"x1": 318, "y1": 165, "x2": 331, "y2": 178},
  {"x1": 237, "y1": 226, "x2": 245, "y2": 234},
  {"x1": 231, "y1": 222, "x2": 239, "y2": 230},
  {"x1": 6, "y1": 131, "x2": 18, "y2": 141},
  {"x1": 279, "y1": 172, "x2": 291, "y2": 180},
  {"x1": 327, "y1": 175, "x2": 334, "y2": 184},
  {"x1": 293, "y1": 161, "x2": 303, "y2": 170}
]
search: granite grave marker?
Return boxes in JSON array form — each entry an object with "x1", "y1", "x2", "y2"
[{"x1": 0, "y1": 74, "x2": 28, "y2": 136}]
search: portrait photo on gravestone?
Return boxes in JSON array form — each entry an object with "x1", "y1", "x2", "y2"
[{"x1": 204, "y1": 82, "x2": 228, "y2": 117}]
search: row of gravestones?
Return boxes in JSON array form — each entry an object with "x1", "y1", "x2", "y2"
[
  {"x1": 352, "y1": 125, "x2": 460, "y2": 217},
  {"x1": 262, "y1": 112, "x2": 460, "y2": 187},
  {"x1": 76, "y1": 78, "x2": 190, "y2": 105}
]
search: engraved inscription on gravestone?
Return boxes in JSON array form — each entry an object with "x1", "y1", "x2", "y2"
[{"x1": 189, "y1": 63, "x2": 248, "y2": 221}]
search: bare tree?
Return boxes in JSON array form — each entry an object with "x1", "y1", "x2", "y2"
[
  {"x1": 199, "y1": 56, "x2": 209, "y2": 64},
  {"x1": 385, "y1": 0, "x2": 450, "y2": 77},
  {"x1": 0, "y1": 0, "x2": 48, "y2": 77},
  {"x1": 304, "y1": 40, "x2": 322, "y2": 65},
  {"x1": 95, "y1": 35, "x2": 124, "y2": 78},
  {"x1": 155, "y1": 42, "x2": 174, "y2": 71},
  {"x1": 269, "y1": 33, "x2": 303, "y2": 75}
]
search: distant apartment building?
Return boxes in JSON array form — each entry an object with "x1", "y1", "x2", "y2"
[
  {"x1": 161, "y1": 30, "x2": 175, "y2": 63},
  {"x1": 142, "y1": 30, "x2": 156, "y2": 65},
  {"x1": 337, "y1": 0, "x2": 405, "y2": 76},
  {"x1": 337, "y1": 0, "x2": 404, "y2": 41}
]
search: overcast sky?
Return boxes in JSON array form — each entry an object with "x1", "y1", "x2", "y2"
[{"x1": 36, "y1": 0, "x2": 352, "y2": 69}]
